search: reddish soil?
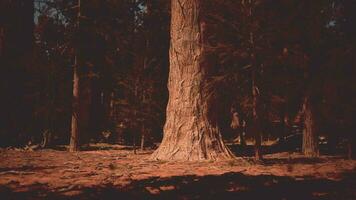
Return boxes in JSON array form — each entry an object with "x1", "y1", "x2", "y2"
[{"x1": 0, "y1": 144, "x2": 355, "y2": 199}]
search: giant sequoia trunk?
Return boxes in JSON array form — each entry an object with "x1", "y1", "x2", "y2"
[
  {"x1": 302, "y1": 95, "x2": 319, "y2": 157},
  {"x1": 151, "y1": 0, "x2": 234, "y2": 161}
]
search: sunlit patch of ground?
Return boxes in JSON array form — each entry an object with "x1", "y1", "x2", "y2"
[{"x1": 0, "y1": 144, "x2": 355, "y2": 199}]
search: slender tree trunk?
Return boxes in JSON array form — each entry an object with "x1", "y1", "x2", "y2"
[
  {"x1": 240, "y1": 120, "x2": 246, "y2": 147},
  {"x1": 69, "y1": 0, "x2": 83, "y2": 152},
  {"x1": 246, "y1": 0, "x2": 262, "y2": 161},
  {"x1": 141, "y1": 131, "x2": 145, "y2": 151},
  {"x1": 252, "y1": 69, "x2": 263, "y2": 161},
  {"x1": 347, "y1": 118, "x2": 355, "y2": 159},
  {"x1": 151, "y1": 0, "x2": 234, "y2": 161},
  {"x1": 41, "y1": 129, "x2": 53, "y2": 148},
  {"x1": 302, "y1": 95, "x2": 318, "y2": 157},
  {"x1": 231, "y1": 111, "x2": 246, "y2": 147},
  {"x1": 348, "y1": 132, "x2": 354, "y2": 159},
  {"x1": 133, "y1": 134, "x2": 137, "y2": 154},
  {"x1": 280, "y1": 108, "x2": 289, "y2": 138},
  {"x1": 70, "y1": 60, "x2": 80, "y2": 152}
]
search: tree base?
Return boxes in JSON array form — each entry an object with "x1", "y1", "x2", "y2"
[
  {"x1": 150, "y1": 139, "x2": 235, "y2": 161},
  {"x1": 302, "y1": 150, "x2": 319, "y2": 158}
]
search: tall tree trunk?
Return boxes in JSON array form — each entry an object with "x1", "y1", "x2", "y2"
[
  {"x1": 302, "y1": 95, "x2": 318, "y2": 157},
  {"x1": 151, "y1": 0, "x2": 234, "y2": 161},
  {"x1": 69, "y1": 60, "x2": 80, "y2": 152},
  {"x1": 69, "y1": 0, "x2": 86, "y2": 152},
  {"x1": 246, "y1": 0, "x2": 262, "y2": 161},
  {"x1": 70, "y1": 0, "x2": 80, "y2": 152}
]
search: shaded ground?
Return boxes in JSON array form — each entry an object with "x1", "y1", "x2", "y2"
[{"x1": 0, "y1": 144, "x2": 355, "y2": 199}]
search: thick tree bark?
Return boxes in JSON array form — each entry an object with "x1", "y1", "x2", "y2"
[
  {"x1": 151, "y1": 0, "x2": 234, "y2": 161},
  {"x1": 302, "y1": 95, "x2": 319, "y2": 157}
]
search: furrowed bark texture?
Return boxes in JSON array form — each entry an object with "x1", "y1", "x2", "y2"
[{"x1": 151, "y1": 0, "x2": 234, "y2": 161}]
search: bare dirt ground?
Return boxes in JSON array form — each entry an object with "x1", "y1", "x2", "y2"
[{"x1": 0, "y1": 144, "x2": 355, "y2": 200}]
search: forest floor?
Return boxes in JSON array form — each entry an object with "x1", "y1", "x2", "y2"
[{"x1": 0, "y1": 143, "x2": 355, "y2": 200}]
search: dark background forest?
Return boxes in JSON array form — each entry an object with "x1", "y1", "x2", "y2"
[
  {"x1": 1, "y1": 0, "x2": 356, "y2": 199},
  {"x1": 1, "y1": 0, "x2": 171, "y2": 149},
  {"x1": 1, "y1": 0, "x2": 355, "y2": 158}
]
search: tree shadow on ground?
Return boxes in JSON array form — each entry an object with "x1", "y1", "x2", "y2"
[
  {"x1": 227, "y1": 144, "x2": 256, "y2": 157},
  {"x1": 48, "y1": 144, "x2": 156, "y2": 152},
  {"x1": 227, "y1": 143, "x2": 348, "y2": 160},
  {"x1": 1, "y1": 171, "x2": 355, "y2": 200},
  {"x1": 227, "y1": 144, "x2": 299, "y2": 158},
  {"x1": 262, "y1": 157, "x2": 327, "y2": 165},
  {"x1": 0, "y1": 165, "x2": 58, "y2": 173},
  {"x1": 120, "y1": 172, "x2": 356, "y2": 200}
]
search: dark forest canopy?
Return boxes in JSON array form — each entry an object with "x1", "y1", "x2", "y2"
[{"x1": 0, "y1": 0, "x2": 355, "y2": 160}]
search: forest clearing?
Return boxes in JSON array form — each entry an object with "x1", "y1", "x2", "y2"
[
  {"x1": 0, "y1": 144, "x2": 355, "y2": 199},
  {"x1": 1, "y1": 0, "x2": 355, "y2": 199}
]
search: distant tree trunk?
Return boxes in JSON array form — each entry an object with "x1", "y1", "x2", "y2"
[
  {"x1": 151, "y1": 0, "x2": 234, "y2": 161},
  {"x1": 69, "y1": 60, "x2": 80, "y2": 152},
  {"x1": 348, "y1": 142, "x2": 352, "y2": 160},
  {"x1": 240, "y1": 120, "x2": 246, "y2": 147},
  {"x1": 103, "y1": 91, "x2": 115, "y2": 128},
  {"x1": 230, "y1": 111, "x2": 240, "y2": 137},
  {"x1": 69, "y1": 0, "x2": 88, "y2": 152},
  {"x1": 280, "y1": 108, "x2": 289, "y2": 137},
  {"x1": 133, "y1": 132, "x2": 137, "y2": 154},
  {"x1": 140, "y1": 132, "x2": 145, "y2": 151},
  {"x1": 41, "y1": 130, "x2": 52, "y2": 148},
  {"x1": 302, "y1": 95, "x2": 318, "y2": 157},
  {"x1": 230, "y1": 111, "x2": 246, "y2": 147},
  {"x1": 347, "y1": 130, "x2": 355, "y2": 159},
  {"x1": 70, "y1": 0, "x2": 80, "y2": 151},
  {"x1": 252, "y1": 69, "x2": 263, "y2": 161}
]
